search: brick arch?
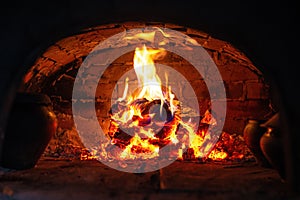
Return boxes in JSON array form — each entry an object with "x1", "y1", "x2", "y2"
[{"x1": 20, "y1": 22, "x2": 273, "y2": 158}]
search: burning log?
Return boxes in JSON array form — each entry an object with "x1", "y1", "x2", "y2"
[{"x1": 108, "y1": 97, "x2": 181, "y2": 150}]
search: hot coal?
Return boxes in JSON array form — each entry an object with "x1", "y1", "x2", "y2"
[{"x1": 108, "y1": 98, "x2": 180, "y2": 149}]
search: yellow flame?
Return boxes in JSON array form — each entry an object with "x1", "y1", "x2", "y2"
[
  {"x1": 189, "y1": 130, "x2": 205, "y2": 158},
  {"x1": 124, "y1": 32, "x2": 156, "y2": 43},
  {"x1": 120, "y1": 134, "x2": 159, "y2": 159},
  {"x1": 132, "y1": 45, "x2": 166, "y2": 101},
  {"x1": 208, "y1": 150, "x2": 228, "y2": 160}
]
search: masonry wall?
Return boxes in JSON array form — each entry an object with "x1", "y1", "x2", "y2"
[{"x1": 20, "y1": 22, "x2": 273, "y2": 158}]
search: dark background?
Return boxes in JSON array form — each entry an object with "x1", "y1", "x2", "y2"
[{"x1": 0, "y1": 0, "x2": 299, "y2": 192}]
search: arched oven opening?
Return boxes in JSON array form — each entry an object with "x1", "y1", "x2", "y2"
[
  {"x1": 0, "y1": 1, "x2": 297, "y2": 199},
  {"x1": 20, "y1": 22, "x2": 274, "y2": 162}
]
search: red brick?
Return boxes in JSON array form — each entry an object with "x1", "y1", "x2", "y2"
[
  {"x1": 186, "y1": 28, "x2": 209, "y2": 38},
  {"x1": 202, "y1": 37, "x2": 227, "y2": 51},
  {"x1": 222, "y1": 45, "x2": 251, "y2": 63},
  {"x1": 51, "y1": 97, "x2": 73, "y2": 115},
  {"x1": 197, "y1": 99, "x2": 211, "y2": 116},
  {"x1": 212, "y1": 51, "x2": 222, "y2": 66},
  {"x1": 231, "y1": 65, "x2": 260, "y2": 81},
  {"x1": 116, "y1": 80, "x2": 138, "y2": 99},
  {"x1": 122, "y1": 21, "x2": 146, "y2": 29},
  {"x1": 190, "y1": 80, "x2": 210, "y2": 99},
  {"x1": 96, "y1": 82, "x2": 116, "y2": 100},
  {"x1": 246, "y1": 81, "x2": 270, "y2": 99},
  {"x1": 225, "y1": 81, "x2": 244, "y2": 99},
  {"x1": 50, "y1": 74, "x2": 75, "y2": 100},
  {"x1": 223, "y1": 117, "x2": 247, "y2": 135},
  {"x1": 100, "y1": 64, "x2": 131, "y2": 83},
  {"x1": 56, "y1": 113, "x2": 75, "y2": 130},
  {"x1": 97, "y1": 26, "x2": 125, "y2": 38},
  {"x1": 164, "y1": 23, "x2": 185, "y2": 29},
  {"x1": 180, "y1": 98, "x2": 210, "y2": 117},
  {"x1": 43, "y1": 45, "x2": 76, "y2": 66},
  {"x1": 226, "y1": 100, "x2": 272, "y2": 120},
  {"x1": 35, "y1": 57, "x2": 56, "y2": 71},
  {"x1": 95, "y1": 102, "x2": 111, "y2": 118},
  {"x1": 220, "y1": 63, "x2": 260, "y2": 81},
  {"x1": 92, "y1": 24, "x2": 119, "y2": 30},
  {"x1": 72, "y1": 101, "x2": 98, "y2": 119},
  {"x1": 193, "y1": 37, "x2": 209, "y2": 46},
  {"x1": 56, "y1": 35, "x2": 95, "y2": 57},
  {"x1": 113, "y1": 51, "x2": 135, "y2": 65},
  {"x1": 167, "y1": 62, "x2": 203, "y2": 81}
]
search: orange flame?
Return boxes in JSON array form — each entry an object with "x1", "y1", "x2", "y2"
[
  {"x1": 108, "y1": 44, "x2": 180, "y2": 160},
  {"x1": 133, "y1": 45, "x2": 166, "y2": 101},
  {"x1": 120, "y1": 134, "x2": 159, "y2": 159}
]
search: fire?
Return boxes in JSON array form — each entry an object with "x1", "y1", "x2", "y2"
[
  {"x1": 119, "y1": 134, "x2": 159, "y2": 159},
  {"x1": 189, "y1": 130, "x2": 205, "y2": 158},
  {"x1": 81, "y1": 30, "x2": 252, "y2": 164},
  {"x1": 106, "y1": 44, "x2": 230, "y2": 162},
  {"x1": 132, "y1": 45, "x2": 166, "y2": 101},
  {"x1": 107, "y1": 44, "x2": 181, "y2": 160},
  {"x1": 208, "y1": 150, "x2": 228, "y2": 160}
]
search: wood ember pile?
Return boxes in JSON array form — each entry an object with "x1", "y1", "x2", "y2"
[
  {"x1": 210, "y1": 132, "x2": 255, "y2": 162},
  {"x1": 43, "y1": 129, "x2": 84, "y2": 159},
  {"x1": 108, "y1": 98, "x2": 179, "y2": 149},
  {"x1": 182, "y1": 131, "x2": 255, "y2": 163},
  {"x1": 43, "y1": 112, "x2": 255, "y2": 163},
  {"x1": 43, "y1": 113, "x2": 85, "y2": 159}
]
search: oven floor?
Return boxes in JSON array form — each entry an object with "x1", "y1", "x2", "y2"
[{"x1": 0, "y1": 158, "x2": 290, "y2": 200}]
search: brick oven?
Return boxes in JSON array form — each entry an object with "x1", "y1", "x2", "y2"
[
  {"x1": 19, "y1": 22, "x2": 272, "y2": 160},
  {"x1": 0, "y1": 1, "x2": 298, "y2": 199}
]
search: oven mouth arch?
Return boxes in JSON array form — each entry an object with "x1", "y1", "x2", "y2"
[
  {"x1": 1, "y1": 0, "x2": 297, "y2": 195},
  {"x1": 4, "y1": 22, "x2": 274, "y2": 165}
]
